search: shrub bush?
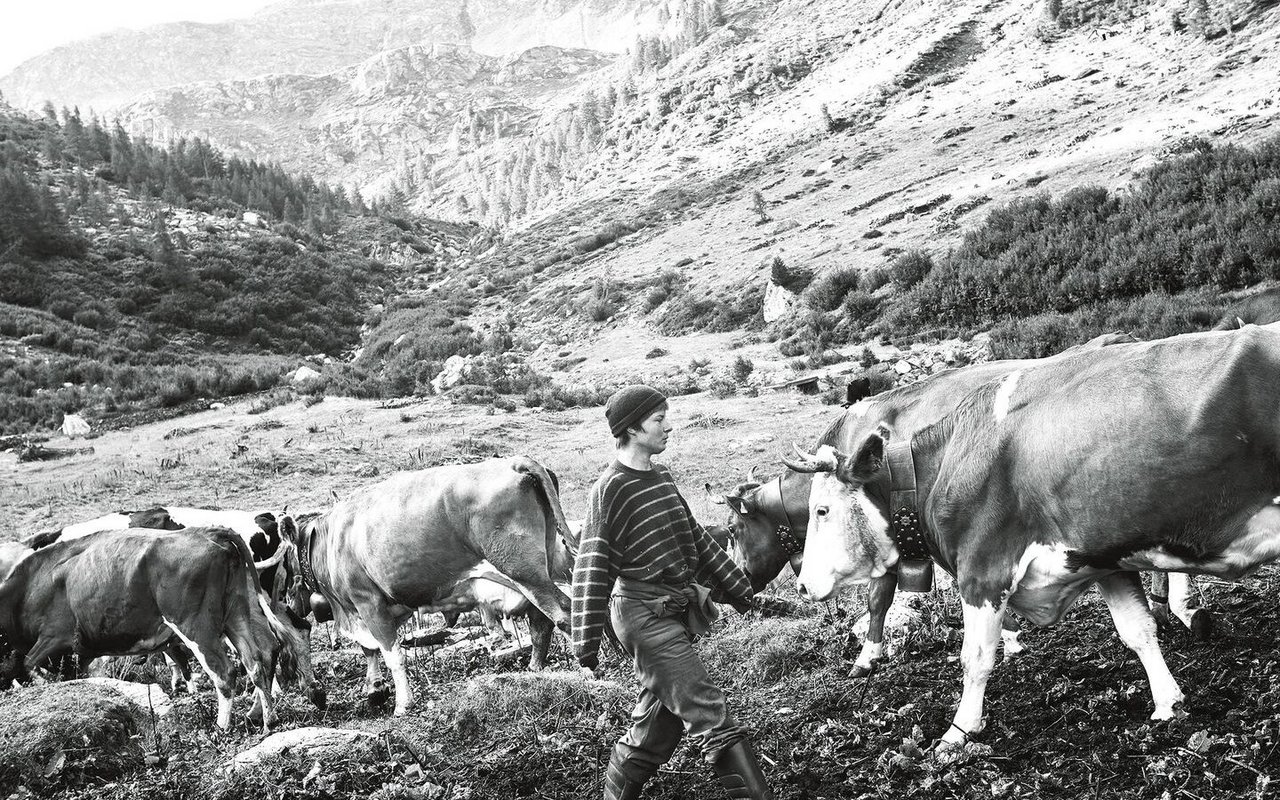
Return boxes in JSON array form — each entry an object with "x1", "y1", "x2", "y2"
[
  {"x1": 768, "y1": 255, "x2": 813, "y2": 293},
  {"x1": 805, "y1": 266, "x2": 861, "y2": 312},
  {"x1": 890, "y1": 250, "x2": 934, "y2": 290},
  {"x1": 585, "y1": 277, "x2": 616, "y2": 322}
]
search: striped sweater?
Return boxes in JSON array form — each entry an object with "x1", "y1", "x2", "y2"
[{"x1": 571, "y1": 460, "x2": 754, "y2": 667}]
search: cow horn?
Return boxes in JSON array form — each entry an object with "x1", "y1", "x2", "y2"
[
  {"x1": 746, "y1": 464, "x2": 764, "y2": 483},
  {"x1": 254, "y1": 539, "x2": 294, "y2": 570},
  {"x1": 703, "y1": 483, "x2": 727, "y2": 505},
  {"x1": 781, "y1": 443, "x2": 837, "y2": 474}
]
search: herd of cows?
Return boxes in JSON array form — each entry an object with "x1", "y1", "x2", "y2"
[{"x1": 3, "y1": 291, "x2": 1280, "y2": 754}]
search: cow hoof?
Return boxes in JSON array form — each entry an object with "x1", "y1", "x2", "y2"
[
  {"x1": 367, "y1": 683, "x2": 391, "y2": 709},
  {"x1": 1150, "y1": 603, "x2": 1172, "y2": 629},
  {"x1": 1189, "y1": 610, "x2": 1213, "y2": 641},
  {"x1": 847, "y1": 663, "x2": 876, "y2": 679},
  {"x1": 309, "y1": 686, "x2": 329, "y2": 711},
  {"x1": 1151, "y1": 699, "x2": 1187, "y2": 722}
]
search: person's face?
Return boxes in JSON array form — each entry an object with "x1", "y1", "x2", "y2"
[{"x1": 629, "y1": 404, "x2": 672, "y2": 454}]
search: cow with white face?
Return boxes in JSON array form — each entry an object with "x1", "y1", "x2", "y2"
[
  {"x1": 786, "y1": 324, "x2": 1280, "y2": 747},
  {"x1": 715, "y1": 333, "x2": 1139, "y2": 675},
  {"x1": 289, "y1": 456, "x2": 574, "y2": 715}
]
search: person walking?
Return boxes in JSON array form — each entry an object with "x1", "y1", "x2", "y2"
[{"x1": 572, "y1": 384, "x2": 773, "y2": 800}]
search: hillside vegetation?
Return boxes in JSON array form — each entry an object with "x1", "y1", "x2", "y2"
[{"x1": 0, "y1": 104, "x2": 474, "y2": 434}]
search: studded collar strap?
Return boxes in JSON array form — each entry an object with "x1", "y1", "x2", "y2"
[
  {"x1": 297, "y1": 520, "x2": 319, "y2": 593},
  {"x1": 885, "y1": 439, "x2": 931, "y2": 562},
  {"x1": 764, "y1": 476, "x2": 805, "y2": 556}
]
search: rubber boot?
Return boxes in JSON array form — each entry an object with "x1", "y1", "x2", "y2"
[
  {"x1": 712, "y1": 740, "x2": 774, "y2": 800},
  {"x1": 603, "y1": 748, "x2": 649, "y2": 800}
]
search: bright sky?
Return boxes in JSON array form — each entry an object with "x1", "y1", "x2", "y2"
[{"x1": 1, "y1": 0, "x2": 280, "y2": 76}]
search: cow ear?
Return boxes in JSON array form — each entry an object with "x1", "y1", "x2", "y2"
[
  {"x1": 726, "y1": 496, "x2": 752, "y2": 516},
  {"x1": 840, "y1": 434, "x2": 884, "y2": 484}
]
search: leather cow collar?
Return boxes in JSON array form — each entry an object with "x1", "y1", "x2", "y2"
[
  {"x1": 762, "y1": 476, "x2": 805, "y2": 556},
  {"x1": 885, "y1": 439, "x2": 931, "y2": 563},
  {"x1": 297, "y1": 520, "x2": 320, "y2": 593}
]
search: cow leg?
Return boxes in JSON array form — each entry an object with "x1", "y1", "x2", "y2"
[
  {"x1": 1149, "y1": 572, "x2": 1171, "y2": 626},
  {"x1": 164, "y1": 647, "x2": 197, "y2": 694},
  {"x1": 940, "y1": 599, "x2": 1005, "y2": 747},
  {"x1": 851, "y1": 572, "x2": 896, "y2": 678},
  {"x1": 1167, "y1": 573, "x2": 1212, "y2": 639},
  {"x1": 1000, "y1": 613, "x2": 1024, "y2": 659},
  {"x1": 1096, "y1": 572, "x2": 1184, "y2": 720},
  {"x1": 362, "y1": 647, "x2": 383, "y2": 694},
  {"x1": 22, "y1": 636, "x2": 74, "y2": 683},
  {"x1": 528, "y1": 609, "x2": 553, "y2": 671},
  {"x1": 379, "y1": 643, "x2": 411, "y2": 716},
  {"x1": 163, "y1": 622, "x2": 237, "y2": 730}
]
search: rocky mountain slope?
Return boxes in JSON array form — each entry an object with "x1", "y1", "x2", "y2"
[
  {"x1": 111, "y1": 43, "x2": 614, "y2": 204},
  {"x1": 0, "y1": 0, "x2": 666, "y2": 114},
  {"x1": 5, "y1": 0, "x2": 1280, "y2": 398},
  {"x1": 465, "y1": 0, "x2": 1280, "y2": 341}
]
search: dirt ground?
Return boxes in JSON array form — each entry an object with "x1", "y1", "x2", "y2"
[{"x1": 3, "y1": 388, "x2": 1280, "y2": 799}]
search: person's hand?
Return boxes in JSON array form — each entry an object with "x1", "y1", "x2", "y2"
[{"x1": 731, "y1": 596, "x2": 756, "y2": 614}]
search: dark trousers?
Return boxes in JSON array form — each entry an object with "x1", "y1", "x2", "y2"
[{"x1": 609, "y1": 589, "x2": 745, "y2": 779}]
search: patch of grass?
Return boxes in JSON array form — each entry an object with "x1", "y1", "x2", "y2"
[
  {"x1": 697, "y1": 617, "x2": 835, "y2": 686},
  {"x1": 0, "y1": 682, "x2": 147, "y2": 794},
  {"x1": 247, "y1": 391, "x2": 292, "y2": 415},
  {"x1": 585, "y1": 277, "x2": 616, "y2": 322},
  {"x1": 434, "y1": 673, "x2": 629, "y2": 741}
]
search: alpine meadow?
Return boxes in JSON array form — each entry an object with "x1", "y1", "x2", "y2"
[{"x1": 4, "y1": 1, "x2": 1280, "y2": 799}]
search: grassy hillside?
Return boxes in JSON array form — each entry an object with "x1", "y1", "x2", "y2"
[
  {"x1": 0, "y1": 104, "x2": 475, "y2": 434},
  {"x1": 422, "y1": 0, "x2": 1280, "y2": 372},
  {"x1": 3, "y1": 391, "x2": 1278, "y2": 800}
]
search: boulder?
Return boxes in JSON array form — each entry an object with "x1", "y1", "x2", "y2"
[
  {"x1": 71, "y1": 677, "x2": 172, "y2": 717},
  {"x1": 430, "y1": 354, "x2": 471, "y2": 394},
  {"x1": 60, "y1": 413, "x2": 90, "y2": 438},
  {"x1": 762, "y1": 280, "x2": 797, "y2": 324},
  {"x1": 227, "y1": 727, "x2": 393, "y2": 773},
  {"x1": 291, "y1": 366, "x2": 322, "y2": 384}
]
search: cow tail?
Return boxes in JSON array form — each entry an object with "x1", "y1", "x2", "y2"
[
  {"x1": 203, "y1": 528, "x2": 249, "y2": 638},
  {"x1": 513, "y1": 457, "x2": 574, "y2": 579}
]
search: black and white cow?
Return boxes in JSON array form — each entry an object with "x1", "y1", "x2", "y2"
[
  {"x1": 27, "y1": 507, "x2": 302, "y2": 610},
  {"x1": 786, "y1": 324, "x2": 1280, "y2": 746},
  {"x1": 0, "y1": 527, "x2": 318, "y2": 731}
]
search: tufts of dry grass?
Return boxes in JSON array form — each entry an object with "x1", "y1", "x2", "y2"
[
  {"x1": 434, "y1": 672, "x2": 630, "y2": 741},
  {"x1": 0, "y1": 681, "x2": 149, "y2": 794},
  {"x1": 698, "y1": 616, "x2": 839, "y2": 686}
]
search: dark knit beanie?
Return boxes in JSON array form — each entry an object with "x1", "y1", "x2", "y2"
[{"x1": 606, "y1": 384, "x2": 667, "y2": 438}]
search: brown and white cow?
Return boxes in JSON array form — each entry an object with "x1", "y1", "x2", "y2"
[
  {"x1": 1144, "y1": 285, "x2": 1280, "y2": 634},
  {"x1": 787, "y1": 324, "x2": 1280, "y2": 746},
  {"x1": 289, "y1": 456, "x2": 574, "y2": 715},
  {"x1": 436, "y1": 517, "x2": 582, "y2": 666},
  {"x1": 0, "y1": 527, "x2": 317, "y2": 731},
  {"x1": 715, "y1": 333, "x2": 1139, "y2": 675},
  {"x1": 27, "y1": 507, "x2": 303, "y2": 611}
]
